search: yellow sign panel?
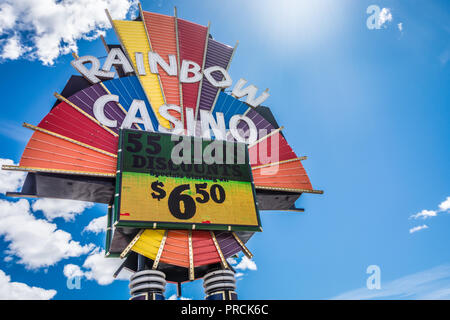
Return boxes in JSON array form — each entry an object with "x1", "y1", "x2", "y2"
[
  {"x1": 111, "y1": 20, "x2": 169, "y2": 128},
  {"x1": 120, "y1": 172, "x2": 259, "y2": 227}
]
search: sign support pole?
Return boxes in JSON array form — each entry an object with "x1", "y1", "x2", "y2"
[
  {"x1": 203, "y1": 269, "x2": 238, "y2": 300},
  {"x1": 129, "y1": 255, "x2": 167, "y2": 300}
]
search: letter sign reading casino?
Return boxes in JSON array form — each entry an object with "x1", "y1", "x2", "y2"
[
  {"x1": 114, "y1": 129, "x2": 261, "y2": 232},
  {"x1": 71, "y1": 48, "x2": 269, "y2": 140}
]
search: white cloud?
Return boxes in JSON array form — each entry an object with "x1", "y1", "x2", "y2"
[
  {"x1": 235, "y1": 256, "x2": 257, "y2": 271},
  {"x1": 397, "y1": 22, "x2": 403, "y2": 32},
  {"x1": 0, "y1": 3, "x2": 15, "y2": 33},
  {"x1": 410, "y1": 209, "x2": 437, "y2": 220},
  {"x1": 409, "y1": 197, "x2": 450, "y2": 233},
  {"x1": 378, "y1": 8, "x2": 393, "y2": 28},
  {"x1": 438, "y1": 197, "x2": 450, "y2": 212},
  {"x1": 227, "y1": 256, "x2": 257, "y2": 280},
  {"x1": 83, "y1": 215, "x2": 107, "y2": 234},
  {"x1": 32, "y1": 198, "x2": 94, "y2": 221},
  {"x1": 0, "y1": 158, "x2": 26, "y2": 195},
  {"x1": 0, "y1": 0, "x2": 138, "y2": 65},
  {"x1": 0, "y1": 199, "x2": 93, "y2": 269},
  {"x1": 0, "y1": 269, "x2": 56, "y2": 300},
  {"x1": 63, "y1": 248, "x2": 131, "y2": 285},
  {"x1": 408, "y1": 196, "x2": 450, "y2": 232},
  {"x1": 0, "y1": 34, "x2": 26, "y2": 60},
  {"x1": 409, "y1": 225, "x2": 429, "y2": 234},
  {"x1": 63, "y1": 264, "x2": 84, "y2": 279},
  {"x1": 332, "y1": 264, "x2": 450, "y2": 300}
]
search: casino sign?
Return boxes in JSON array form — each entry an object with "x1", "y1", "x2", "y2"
[{"x1": 3, "y1": 6, "x2": 323, "y2": 299}]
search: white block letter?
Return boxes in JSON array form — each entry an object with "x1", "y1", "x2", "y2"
[
  {"x1": 149, "y1": 52, "x2": 177, "y2": 76},
  {"x1": 93, "y1": 94, "x2": 119, "y2": 127},
  {"x1": 102, "y1": 48, "x2": 134, "y2": 74},
  {"x1": 232, "y1": 78, "x2": 270, "y2": 107},
  {"x1": 200, "y1": 110, "x2": 226, "y2": 140},
  {"x1": 203, "y1": 66, "x2": 232, "y2": 88},
  {"x1": 180, "y1": 60, "x2": 202, "y2": 83},
  {"x1": 135, "y1": 52, "x2": 146, "y2": 75},
  {"x1": 71, "y1": 55, "x2": 114, "y2": 84},
  {"x1": 158, "y1": 104, "x2": 183, "y2": 135},
  {"x1": 229, "y1": 114, "x2": 257, "y2": 144},
  {"x1": 121, "y1": 99, "x2": 155, "y2": 132},
  {"x1": 185, "y1": 107, "x2": 198, "y2": 137}
]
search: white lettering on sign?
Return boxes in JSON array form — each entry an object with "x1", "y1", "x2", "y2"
[
  {"x1": 203, "y1": 66, "x2": 232, "y2": 89},
  {"x1": 148, "y1": 52, "x2": 177, "y2": 76},
  {"x1": 199, "y1": 110, "x2": 226, "y2": 141},
  {"x1": 158, "y1": 104, "x2": 183, "y2": 134},
  {"x1": 232, "y1": 78, "x2": 270, "y2": 108},
  {"x1": 229, "y1": 114, "x2": 257, "y2": 144},
  {"x1": 91, "y1": 94, "x2": 258, "y2": 144},
  {"x1": 179, "y1": 60, "x2": 203, "y2": 83},
  {"x1": 93, "y1": 94, "x2": 119, "y2": 127},
  {"x1": 71, "y1": 55, "x2": 115, "y2": 83},
  {"x1": 102, "y1": 48, "x2": 134, "y2": 75},
  {"x1": 135, "y1": 52, "x2": 146, "y2": 75},
  {"x1": 121, "y1": 99, "x2": 155, "y2": 132},
  {"x1": 71, "y1": 48, "x2": 270, "y2": 108}
]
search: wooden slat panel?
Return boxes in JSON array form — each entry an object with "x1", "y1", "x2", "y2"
[
  {"x1": 177, "y1": 18, "x2": 208, "y2": 121},
  {"x1": 235, "y1": 107, "x2": 276, "y2": 141},
  {"x1": 38, "y1": 101, "x2": 118, "y2": 154},
  {"x1": 66, "y1": 83, "x2": 125, "y2": 135},
  {"x1": 213, "y1": 91, "x2": 249, "y2": 126},
  {"x1": 249, "y1": 132, "x2": 297, "y2": 167},
  {"x1": 160, "y1": 230, "x2": 190, "y2": 268},
  {"x1": 214, "y1": 231, "x2": 242, "y2": 258},
  {"x1": 192, "y1": 231, "x2": 221, "y2": 267},
  {"x1": 143, "y1": 11, "x2": 181, "y2": 121},
  {"x1": 112, "y1": 20, "x2": 168, "y2": 128},
  {"x1": 102, "y1": 76, "x2": 159, "y2": 130},
  {"x1": 197, "y1": 39, "x2": 234, "y2": 115},
  {"x1": 131, "y1": 229, "x2": 165, "y2": 260},
  {"x1": 252, "y1": 159, "x2": 313, "y2": 191},
  {"x1": 20, "y1": 131, "x2": 116, "y2": 174}
]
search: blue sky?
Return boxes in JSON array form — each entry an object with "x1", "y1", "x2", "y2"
[{"x1": 0, "y1": 0, "x2": 449, "y2": 300}]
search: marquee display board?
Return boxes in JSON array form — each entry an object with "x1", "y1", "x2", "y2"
[{"x1": 115, "y1": 129, "x2": 261, "y2": 231}]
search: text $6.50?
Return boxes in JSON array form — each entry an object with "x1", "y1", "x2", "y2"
[{"x1": 151, "y1": 181, "x2": 226, "y2": 220}]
